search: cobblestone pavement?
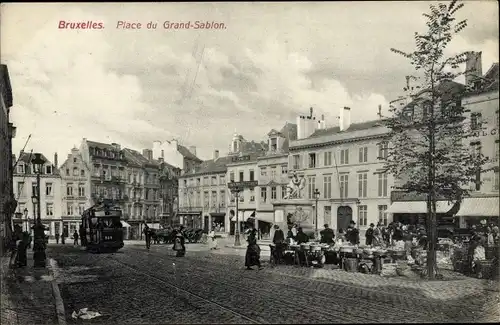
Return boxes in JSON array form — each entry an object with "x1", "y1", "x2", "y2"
[
  {"x1": 47, "y1": 244, "x2": 499, "y2": 324},
  {"x1": 1, "y1": 251, "x2": 59, "y2": 325}
]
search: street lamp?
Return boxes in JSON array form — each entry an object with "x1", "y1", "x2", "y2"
[
  {"x1": 31, "y1": 153, "x2": 46, "y2": 267},
  {"x1": 313, "y1": 188, "x2": 320, "y2": 240},
  {"x1": 23, "y1": 208, "x2": 29, "y2": 232},
  {"x1": 229, "y1": 180, "x2": 242, "y2": 246}
]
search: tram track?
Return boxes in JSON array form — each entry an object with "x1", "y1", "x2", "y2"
[
  {"x1": 123, "y1": 246, "x2": 449, "y2": 323},
  {"x1": 110, "y1": 254, "x2": 372, "y2": 324}
]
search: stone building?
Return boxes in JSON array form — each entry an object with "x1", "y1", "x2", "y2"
[
  {"x1": 256, "y1": 122, "x2": 297, "y2": 238},
  {"x1": 12, "y1": 152, "x2": 63, "y2": 238},
  {"x1": 59, "y1": 147, "x2": 91, "y2": 237},
  {"x1": 79, "y1": 139, "x2": 128, "y2": 209},
  {"x1": 288, "y1": 107, "x2": 394, "y2": 233},
  {"x1": 0, "y1": 63, "x2": 15, "y2": 249},
  {"x1": 152, "y1": 139, "x2": 202, "y2": 174},
  {"x1": 455, "y1": 57, "x2": 499, "y2": 227}
]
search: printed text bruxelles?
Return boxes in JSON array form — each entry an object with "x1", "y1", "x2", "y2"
[{"x1": 59, "y1": 20, "x2": 104, "y2": 29}]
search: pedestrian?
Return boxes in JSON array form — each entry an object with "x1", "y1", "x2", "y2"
[
  {"x1": 61, "y1": 233, "x2": 65, "y2": 245},
  {"x1": 372, "y1": 223, "x2": 383, "y2": 247},
  {"x1": 272, "y1": 224, "x2": 285, "y2": 264},
  {"x1": 365, "y1": 223, "x2": 375, "y2": 246},
  {"x1": 173, "y1": 232, "x2": 186, "y2": 257},
  {"x1": 345, "y1": 220, "x2": 360, "y2": 246},
  {"x1": 245, "y1": 222, "x2": 262, "y2": 270},
  {"x1": 73, "y1": 230, "x2": 79, "y2": 246},
  {"x1": 143, "y1": 223, "x2": 151, "y2": 249},
  {"x1": 55, "y1": 233, "x2": 60, "y2": 244},
  {"x1": 208, "y1": 227, "x2": 218, "y2": 250},
  {"x1": 320, "y1": 224, "x2": 335, "y2": 245},
  {"x1": 16, "y1": 232, "x2": 30, "y2": 268}
]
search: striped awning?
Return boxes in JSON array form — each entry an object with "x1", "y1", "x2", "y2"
[
  {"x1": 456, "y1": 197, "x2": 500, "y2": 217},
  {"x1": 386, "y1": 201, "x2": 455, "y2": 214},
  {"x1": 231, "y1": 210, "x2": 255, "y2": 222}
]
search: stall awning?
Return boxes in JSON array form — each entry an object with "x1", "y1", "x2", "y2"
[
  {"x1": 121, "y1": 221, "x2": 131, "y2": 228},
  {"x1": 146, "y1": 223, "x2": 161, "y2": 229},
  {"x1": 456, "y1": 197, "x2": 499, "y2": 217},
  {"x1": 231, "y1": 210, "x2": 255, "y2": 222},
  {"x1": 256, "y1": 212, "x2": 274, "y2": 223},
  {"x1": 386, "y1": 201, "x2": 455, "y2": 214}
]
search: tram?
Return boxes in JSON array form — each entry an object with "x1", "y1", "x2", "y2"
[{"x1": 81, "y1": 202, "x2": 125, "y2": 253}]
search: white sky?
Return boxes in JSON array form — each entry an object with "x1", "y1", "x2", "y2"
[{"x1": 1, "y1": 1, "x2": 498, "y2": 161}]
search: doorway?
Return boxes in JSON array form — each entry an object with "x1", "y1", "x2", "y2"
[
  {"x1": 337, "y1": 206, "x2": 353, "y2": 231},
  {"x1": 204, "y1": 215, "x2": 210, "y2": 233}
]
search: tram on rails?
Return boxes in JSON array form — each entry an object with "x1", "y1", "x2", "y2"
[{"x1": 81, "y1": 202, "x2": 125, "y2": 253}]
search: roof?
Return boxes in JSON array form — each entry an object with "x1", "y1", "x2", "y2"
[
  {"x1": 279, "y1": 122, "x2": 297, "y2": 152},
  {"x1": 86, "y1": 140, "x2": 119, "y2": 151},
  {"x1": 0, "y1": 64, "x2": 13, "y2": 108},
  {"x1": 177, "y1": 145, "x2": 202, "y2": 162},
  {"x1": 227, "y1": 151, "x2": 266, "y2": 166},
  {"x1": 185, "y1": 155, "x2": 234, "y2": 177},
  {"x1": 15, "y1": 151, "x2": 52, "y2": 165},
  {"x1": 308, "y1": 120, "x2": 384, "y2": 138},
  {"x1": 123, "y1": 148, "x2": 178, "y2": 170}
]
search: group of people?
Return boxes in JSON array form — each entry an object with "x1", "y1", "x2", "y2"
[
  {"x1": 54, "y1": 229, "x2": 84, "y2": 246},
  {"x1": 143, "y1": 222, "x2": 186, "y2": 257}
]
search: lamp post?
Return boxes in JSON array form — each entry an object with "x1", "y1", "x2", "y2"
[
  {"x1": 229, "y1": 180, "x2": 242, "y2": 247},
  {"x1": 313, "y1": 188, "x2": 320, "y2": 239},
  {"x1": 31, "y1": 153, "x2": 46, "y2": 267},
  {"x1": 23, "y1": 208, "x2": 28, "y2": 232}
]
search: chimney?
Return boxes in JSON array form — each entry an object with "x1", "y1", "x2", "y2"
[
  {"x1": 142, "y1": 149, "x2": 153, "y2": 161},
  {"x1": 189, "y1": 146, "x2": 197, "y2": 156},
  {"x1": 213, "y1": 150, "x2": 219, "y2": 160},
  {"x1": 54, "y1": 153, "x2": 58, "y2": 168},
  {"x1": 340, "y1": 107, "x2": 351, "y2": 131},
  {"x1": 465, "y1": 51, "x2": 482, "y2": 87},
  {"x1": 158, "y1": 157, "x2": 164, "y2": 163}
]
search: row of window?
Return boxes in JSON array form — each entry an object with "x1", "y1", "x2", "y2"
[
  {"x1": 17, "y1": 164, "x2": 53, "y2": 175},
  {"x1": 291, "y1": 143, "x2": 389, "y2": 170},
  {"x1": 93, "y1": 165, "x2": 126, "y2": 180},
  {"x1": 124, "y1": 204, "x2": 161, "y2": 218},
  {"x1": 17, "y1": 202, "x2": 55, "y2": 216},
  {"x1": 65, "y1": 167, "x2": 86, "y2": 177},
  {"x1": 90, "y1": 147, "x2": 124, "y2": 160},
  {"x1": 183, "y1": 175, "x2": 226, "y2": 188},
  {"x1": 305, "y1": 173, "x2": 389, "y2": 199},
  {"x1": 66, "y1": 203, "x2": 87, "y2": 216},
  {"x1": 181, "y1": 190, "x2": 226, "y2": 208},
  {"x1": 260, "y1": 165, "x2": 288, "y2": 176},
  {"x1": 321, "y1": 205, "x2": 389, "y2": 227}
]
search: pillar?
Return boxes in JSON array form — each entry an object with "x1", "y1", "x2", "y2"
[
  {"x1": 50, "y1": 222, "x2": 55, "y2": 237},
  {"x1": 59, "y1": 221, "x2": 63, "y2": 235}
]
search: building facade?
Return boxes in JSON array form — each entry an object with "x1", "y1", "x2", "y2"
[
  {"x1": 455, "y1": 61, "x2": 499, "y2": 227},
  {"x1": 59, "y1": 147, "x2": 91, "y2": 237},
  {"x1": 256, "y1": 123, "x2": 297, "y2": 238},
  {"x1": 289, "y1": 107, "x2": 393, "y2": 234},
  {"x1": 152, "y1": 139, "x2": 202, "y2": 174},
  {"x1": 79, "y1": 139, "x2": 128, "y2": 209},
  {"x1": 12, "y1": 152, "x2": 63, "y2": 238},
  {"x1": 0, "y1": 63, "x2": 15, "y2": 249},
  {"x1": 177, "y1": 150, "x2": 230, "y2": 233}
]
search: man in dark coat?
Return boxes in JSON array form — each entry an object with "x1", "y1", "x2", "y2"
[
  {"x1": 143, "y1": 223, "x2": 151, "y2": 249},
  {"x1": 365, "y1": 223, "x2": 375, "y2": 246},
  {"x1": 345, "y1": 220, "x2": 360, "y2": 245},
  {"x1": 320, "y1": 224, "x2": 335, "y2": 244},
  {"x1": 272, "y1": 224, "x2": 285, "y2": 264}
]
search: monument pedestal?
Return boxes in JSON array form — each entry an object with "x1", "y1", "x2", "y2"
[{"x1": 272, "y1": 199, "x2": 314, "y2": 234}]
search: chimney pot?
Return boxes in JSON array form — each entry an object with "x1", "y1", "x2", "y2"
[
  {"x1": 54, "y1": 152, "x2": 58, "y2": 168},
  {"x1": 213, "y1": 150, "x2": 219, "y2": 160}
]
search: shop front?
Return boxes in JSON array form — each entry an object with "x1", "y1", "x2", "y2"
[
  {"x1": 255, "y1": 211, "x2": 274, "y2": 239},
  {"x1": 386, "y1": 200, "x2": 458, "y2": 228},
  {"x1": 207, "y1": 212, "x2": 226, "y2": 234},
  {"x1": 229, "y1": 210, "x2": 254, "y2": 235},
  {"x1": 455, "y1": 196, "x2": 499, "y2": 228},
  {"x1": 177, "y1": 212, "x2": 202, "y2": 229}
]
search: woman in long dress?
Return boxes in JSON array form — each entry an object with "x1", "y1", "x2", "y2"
[
  {"x1": 245, "y1": 224, "x2": 262, "y2": 270},
  {"x1": 208, "y1": 228, "x2": 218, "y2": 250}
]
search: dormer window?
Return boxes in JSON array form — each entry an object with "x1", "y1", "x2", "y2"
[
  {"x1": 46, "y1": 165, "x2": 52, "y2": 174},
  {"x1": 17, "y1": 164, "x2": 25, "y2": 174},
  {"x1": 270, "y1": 138, "x2": 277, "y2": 151}
]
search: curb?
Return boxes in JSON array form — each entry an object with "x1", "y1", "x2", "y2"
[{"x1": 47, "y1": 258, "x2": 67, "y2": 325}]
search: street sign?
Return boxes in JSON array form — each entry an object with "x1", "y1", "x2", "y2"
[
  {"x1": 228, "y1": 181, "x2": 258, "y2": 190},
  {"x1": 231, "y1": 155, "x2": 251, "y2": 162}
]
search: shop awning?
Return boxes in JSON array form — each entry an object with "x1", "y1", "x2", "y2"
[
  {"x1": 386, "y1": 201, "x2": 455, "y2": 214},
  {"x1": 256, "y1": 212, "x2": 274, "y2": 223},
  {"x1": 146, "y1": 223, "x2": 161, "y2": 229},
  {"x1": 456, "y1": 197, "x2": 500, "y2": 217},
  {"x1": 231, "y1": 210, "x2": 255, "y2": 222},
  {"x1": 121, "y1": 221, "x2": 131, "y2": 228}
]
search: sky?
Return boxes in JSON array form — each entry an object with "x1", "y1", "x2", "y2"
[{"x1": 1, "y1": 1, "x2": 498, "y2": 162}]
